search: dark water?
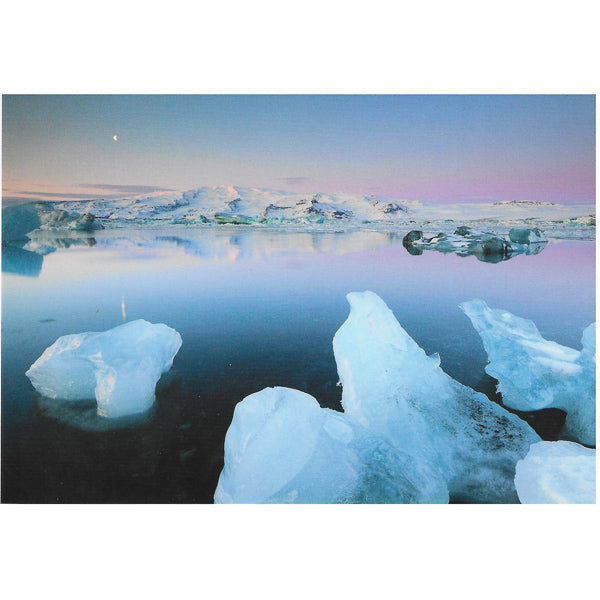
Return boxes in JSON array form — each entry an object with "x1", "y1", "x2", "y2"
[{"x1": 1, "y1": 228, "x2": 595, "y2": 502}]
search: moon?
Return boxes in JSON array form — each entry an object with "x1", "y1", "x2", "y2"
[{"x1": 113, "y1": 134, "x2": 118, "y2": 141}]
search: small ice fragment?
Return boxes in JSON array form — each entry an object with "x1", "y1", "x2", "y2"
[{"x1": 515, "y1": 441, "x2": 595, "y2": 504}]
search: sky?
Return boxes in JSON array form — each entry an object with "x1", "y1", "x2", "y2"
[{"x1": 2, "y1": 94, "x2": 596, "y2": 204}]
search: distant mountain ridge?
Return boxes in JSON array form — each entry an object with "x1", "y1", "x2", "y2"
[
  {"x1": 493, "y1": 200, "x2": 557, "y2": 206},
  {"x1": 46, "y1": 186, "x2": 414, "y2": 225},
  {"x1": 2, "y1": 185, "x2": 595, "y2": 241}
]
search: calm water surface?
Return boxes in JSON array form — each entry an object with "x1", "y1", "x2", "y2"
[{"x1": 1, "y1": 228, "x2": 595, "y2": 502}]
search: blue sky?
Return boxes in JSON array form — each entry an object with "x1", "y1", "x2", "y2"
[{"x1": 2, "y1": 94, "x2": 595, "y2": 203}]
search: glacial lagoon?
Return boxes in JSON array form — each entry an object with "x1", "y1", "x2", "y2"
[{"x1": 1, "y1": 227, "x2": 595, "y2": 502}]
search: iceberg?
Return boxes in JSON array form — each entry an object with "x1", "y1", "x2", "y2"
[
  {"x1": 460, "y1": 300, "x2": 596, "y2": 446},
  {"x1": 333, "y1": 291, "x2": 541, "y2": 503},
  {"x1": 402, "y1": 227, "x2": 547, "y2": 262},
  {"x1": 39, "y1": 209, "x2": 104, "y2": 232},
  {"x1": 514, "y1": 441, "x2": 595, "y2": 504},
  {"x1": 508, "y1": 227, "x2": 547, "y2": 244},
  {"x1": 1, "y1": 202, "x2": 103, "y2": 242},
  {"x1": 26, "y1": 320, "x2": 182, "y2": 418},
  {"x1": 215, "y1": 386, "x2": 449, "y2": 504},
  {"x1": 216, "y1": 291, "x2": 540, "y2": 503}
]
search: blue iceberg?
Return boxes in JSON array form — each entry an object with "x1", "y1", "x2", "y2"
[
  {"x1": 461, "y1": 299, "x2": 595, "y2": 446},
  {"x1": 26, "y1": 319, "x2": 182, "y2": 418},
  {"x1": 216, "y1": 291, "x2": 540, "y2": 503},
  {"x1": 215, "y1": 386, "x2": 449, "y2": 504}
]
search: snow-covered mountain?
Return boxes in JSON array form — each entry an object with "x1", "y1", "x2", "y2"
[
  {"x1": 4, "y1": 185, "x2": 596, "y2": 240},
  {"x1": 46, "y1": 186, "x2": 412, "y2": 225}
]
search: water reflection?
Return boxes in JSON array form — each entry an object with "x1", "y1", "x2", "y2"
[
  {"x1": 3, "y1": 226, "x2": 551, "y2": 278},
  {"x1": 4, "y1": 228, "x2": 401, "y2": 278},
  {"x1": 1, "y1": 226, "x2": 595, "y2": 503},
  {"x1": 32, "y1": 370, "x2": 181, "y2": 432},
  {"x1": 2, "y1": 244, "x2": 43, "y2": 277},
  {"x1": 2, "y1": 235, "x2": 97, "y2": 278},
  {"x1": 34, "y1": 395, "x2": 155, "y2": 431},
  {"x1": 97, "y1": 228, "x2": 399, "y2": 259}
]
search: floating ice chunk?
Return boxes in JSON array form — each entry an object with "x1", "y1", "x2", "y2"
[
  {"x1": 332, "y1": 291, "x2": 541, "y2": 503},
  {"x1": 460, "y1": 300, "x2": 596, "y2": 446},
  {"x1": 515, "y1": 441, "x2": 595, "y2": 504},
  {"x1": 214, "y1": 387, "x2": 448, "y2": 504},
  {"x1": 508, "y1": 227, "x2": 547, "y2": 244},
  {"x1": 26, "y1": 320, "x2": 182, "y2": 418},
  {"x1": 402, "y1": 227, "x2": 547, "y2": 263}
]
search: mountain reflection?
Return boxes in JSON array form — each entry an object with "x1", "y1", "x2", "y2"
[
  {"x1": 12, "y1": 228, "x2": 400, "y2": 266},
  {"x1": 2, "y1": 235, "x2": 98, "y2": 278},
  {"x1": 2, "y1": 244, "x2": 44, "y2": 277},
  {"x1": 3, "y1": 226, "x2": 550, "y2": 280}
]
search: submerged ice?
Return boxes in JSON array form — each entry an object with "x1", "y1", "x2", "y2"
[
  {"x1": 514, "y1": 441, "x2": 595, "y2": 504},
  {"x1": 26, "y1": 320, "x2": 182, "y2": 418},
  {"x1": 461, "y1": 300, "x2": 596, "y2": 446},
  {"x1": 216, "y1": 291, "x2": 540, "y2": 504}
]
